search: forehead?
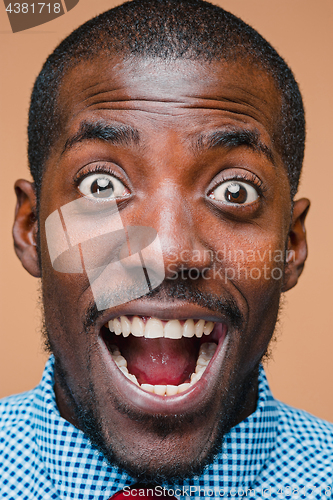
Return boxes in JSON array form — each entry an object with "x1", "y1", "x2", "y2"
[{"x1": 56, "y1": 55, "x2": 282, "y2": 145}]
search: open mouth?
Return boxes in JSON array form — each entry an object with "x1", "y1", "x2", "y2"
[{"x1": 101, "y1": 316, "x2": 227, "y2": 397}]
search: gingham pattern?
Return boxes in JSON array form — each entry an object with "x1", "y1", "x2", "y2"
[{"x1": 1, "y1": 357, "x2": 332, "y2": 499}]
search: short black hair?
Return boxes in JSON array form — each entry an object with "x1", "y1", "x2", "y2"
[{"x1": 28, "y1": 0, "x2": 305, "y2": 201}]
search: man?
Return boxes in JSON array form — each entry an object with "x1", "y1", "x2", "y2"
[{"x1": 1, "y1": 0, "x2": 332, "y2": 498}]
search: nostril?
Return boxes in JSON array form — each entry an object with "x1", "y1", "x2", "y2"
[
  {"x1": 163, "y1": 246, "x2": 214, "y2": 279},
  {"x1": 163, "y1": 249, "x2": 213, "y2": 281}
]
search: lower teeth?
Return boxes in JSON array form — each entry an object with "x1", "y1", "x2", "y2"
[{"x1": 108, "y1": 342, "x2": 217, "y2": 396}]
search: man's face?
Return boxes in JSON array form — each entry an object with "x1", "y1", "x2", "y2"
[{"x1": 17, "y1": 56, "x2": 307, "y2": 481}]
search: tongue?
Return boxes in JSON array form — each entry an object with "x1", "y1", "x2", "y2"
[{"x1": 116, "y1": 336, "x2": 200, "y2": 385}]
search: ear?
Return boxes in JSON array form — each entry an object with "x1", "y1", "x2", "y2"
[
  {"x1": 282, "y1": 198, "x2": 310, "y2": 292},
  {"x1": 13, "y1": 179, "x2": 41, "y2": 278}
]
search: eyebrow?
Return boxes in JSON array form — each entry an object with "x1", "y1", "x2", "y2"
[
  {"x1": 195, "y1": 128, "x2": 274, "y2": 164},
  {"x1": 62, "y1": 121, "x2": 140, "y2": 154},
  {"x1": 62, "y1": 121, "x2": 274, "y2": 165}
]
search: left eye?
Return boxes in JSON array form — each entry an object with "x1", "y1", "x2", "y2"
[
  {"x1": 210, "y1": 180, "x2": 259, "y2": 205},
  {"x1": 78, "y1": 173, "x2": 129, "y2": 200}
]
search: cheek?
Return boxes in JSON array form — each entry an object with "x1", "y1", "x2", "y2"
[
  {"x1": 41, "y1": 264, "x2": 92, "y2": 346},
  {"x1": 225, "y1": 244, "x2": 286, "y2": 289},
  {"x1": 212, "y1": 232, "x2": 285, "y2": 351},
  {"x1": 213, "y1": 222, "x2": 285, "y2": 274},
  {"x1": 41, "y1": 269, "x2": 99, "y2": 398},
  {"x1": 40, "y1": 214, "x2": 93, "y2": 315}
]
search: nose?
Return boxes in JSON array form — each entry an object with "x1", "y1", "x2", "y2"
[{"x1": 130, "y1": 182, "x2": 212, "y2": 281}]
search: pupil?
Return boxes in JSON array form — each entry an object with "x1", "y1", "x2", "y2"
[
  {"x1": 91, "y1": 178, "x2": 113, "y2": 197},
  {"x1": 225, "y1": 184, "x2": 247, "y2": 203}
]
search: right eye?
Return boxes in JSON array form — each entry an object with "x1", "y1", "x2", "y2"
[
  {"x1": 78, "y1": 173, "x2": 130, "y2": 200},
  {"x1": 209, "y1": 180, "x2": 259, "y2": 205}
]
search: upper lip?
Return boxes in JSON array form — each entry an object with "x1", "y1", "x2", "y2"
[{"x1": 95, "y1": 298, "x2": 232, "y2": 331}]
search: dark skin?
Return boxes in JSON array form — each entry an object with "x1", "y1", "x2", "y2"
[{"x1": 13, "y1": 56, "x2": 309, "y2": 480}]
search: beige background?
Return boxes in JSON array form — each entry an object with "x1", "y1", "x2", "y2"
[{"x1": 0, "y1": 0, "x2": 332, "y2": 420}]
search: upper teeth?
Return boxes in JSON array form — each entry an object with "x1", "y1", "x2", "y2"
[{"x1": 108, "y1": 316, "x2": 215, "y2": 339}]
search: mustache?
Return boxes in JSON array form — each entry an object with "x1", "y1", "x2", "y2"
[{"x1": 83, "y1": 280, "x2": 244, "y2": 332}]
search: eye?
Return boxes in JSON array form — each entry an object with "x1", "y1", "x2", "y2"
[
  {"x1": 78, "y1": 173, "x2": 129, "y2": 200},
  {"x1": 210, "y1": 180, "x2": 259, "y2": 205}
]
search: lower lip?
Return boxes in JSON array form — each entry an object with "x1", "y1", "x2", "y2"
[{"x1": 99, "y1": 324, "x2": 228, "y2": 415}]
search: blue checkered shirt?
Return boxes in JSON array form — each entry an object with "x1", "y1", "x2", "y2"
[{"x1": 1, "y1": 357, "x2": 332, "y2": 499}]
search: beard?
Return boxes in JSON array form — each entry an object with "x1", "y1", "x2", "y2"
[
  {"x1": 53, "y1": 353, "x2": 258, "y2": 484},
  {"x1": 54, "y1": 355, "x2": 258, "y2": 484}
]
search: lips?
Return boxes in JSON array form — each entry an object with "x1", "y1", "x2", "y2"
[{"x1": 101, "y1": 315, "x2": 227, "y2": 397}]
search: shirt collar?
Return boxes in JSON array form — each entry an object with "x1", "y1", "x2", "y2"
[{"x1": 33, "y1": 356, "x2": 278, "y2": 497}]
